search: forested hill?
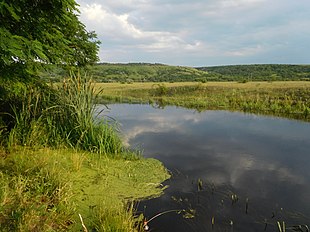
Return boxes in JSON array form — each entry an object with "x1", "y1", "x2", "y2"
[
  {"x1": 41, "y1": 63, "x2": 310, "y2": 82},
  {"x1": 196, "y1": 64, "x2": 310, "y2": 81},
  {"x1": 41, "y1": 63, "x2": 211, "y2": 82},
  {"x1": 90, "y1": 63, "x2": 209, "y2": 82}
]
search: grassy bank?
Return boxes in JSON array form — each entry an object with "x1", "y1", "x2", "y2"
[
  {"x1": 0, "y1": 147, "x2": 169, "y2": 231},
  {"x1": 0, "y1": 74, "x2": 170, "y2": 231},
  {"x1": 96, "y1": 81, "x2": 310, "y2": 121}
]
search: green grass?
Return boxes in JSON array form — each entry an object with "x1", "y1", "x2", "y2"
[
  {"x1": 0, "y1": 73, "x2": 170, "y2": 231},
  {"x1": 96, "y1": 81, "x2": 310, "y2": 121},
  {"x1": 0, "y1": 148, "x2": 73, "y2": 231},
  {"x1": 3, "y1": 72, "x2": 123, "y2": 155},
  {"x1": 0, "y1": 147, "x2": 170, "y2": 231}
]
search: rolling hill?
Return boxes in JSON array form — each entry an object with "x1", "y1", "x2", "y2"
[{"x1": 40, "y1": 63, "x2": 310, "y2": 82}]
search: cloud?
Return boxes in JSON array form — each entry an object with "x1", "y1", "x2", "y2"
[
  {"x1": 220, "y1": 0, "x2": 266, "y2": 8},
  {"x1": 77, "y1": 0, "x2": 310, "y2": 66},
  {"x1": 224, "y1": 45, "x2": 264, "y2": 57},
  {"x1": 111, "y1": 105, "x2": 307, "y2": 194},
  {"x1": 80, "y1": 4, "x2": 142, "y2": 39},
  {"x1": 80, "y1": 3, "x2": 202, "y2": 53}
]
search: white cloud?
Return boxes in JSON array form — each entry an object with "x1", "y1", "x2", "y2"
[
  {"x1": 80, "y1": 4, "x2": 143, "y2": 39},
  {"x1": 224, "y1": 45, "x2": 264, "y2": 57},
  {"x1": 77, "y1": 0, "x2": 310, "y2": 66},
  {"x1": 220, "y1": 0, "x2": 266, "y2": 8},
  {"x1": 80, "y1": 2, "x2": 209, "y2": 56}
]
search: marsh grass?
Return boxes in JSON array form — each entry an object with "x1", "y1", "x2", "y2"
[
  {"x1": 70, "y1": 152, "x2": 87, "y2": 171},
  {"x1": 91, "y1": 202, "x2": 144, "y2": 232},
  {"x1": 5, "y1": 72, "x2": 123, "y2": 156},
  {"x1": 54, "y1": 72, "x2": 122, "y2": 154},
  {"x1": 0, "y1": 147, "x2": 169, "y2": 231},
  {"x1": 97, "y1": 81, "x2": 310, "y2": 121},
  {"x1": 0, "y1": 73, "x2": 169, "y2": 231},
  {"x1": 0, "y1": 149, "x2": 73, "y2": 231}
]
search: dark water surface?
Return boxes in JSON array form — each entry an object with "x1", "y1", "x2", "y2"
[{"x1": 102, "y1": 104, "x2": 310, "y2": 232}]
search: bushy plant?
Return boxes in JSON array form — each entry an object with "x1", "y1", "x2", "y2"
[{"x1": 3, "y1": 73, "x2": 123, "y2": 156}]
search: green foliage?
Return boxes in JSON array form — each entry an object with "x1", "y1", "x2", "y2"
[
  {"x1": 197, "y1": 64, "x2": 310, "y2": 81},
  {"x1": 2, "y1": 73, "x2": 123, "y2": 156},
  {"x1": 0, "y1": 0, "x2": 100, "y2": 80},
  {"x1": 153, "y1": 83, "x2": 169, "y2": 96},
  {"x1": 41, "y1": 63, "x2": 211, "y2": 83},
  {"x1": 42, "y1": 63, "x2": 310, "y2": 83},
  {"x1": 53, "y1": 73, "x2": 123, "y2": 154}
]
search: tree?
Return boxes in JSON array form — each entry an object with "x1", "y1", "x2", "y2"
[{"x1": 0, "y1": 0, "x2": 100, "y2": 80}]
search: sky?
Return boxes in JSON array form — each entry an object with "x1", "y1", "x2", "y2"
[{"x1": 77, "y1": 0, "x2": 310, "y2": 66}]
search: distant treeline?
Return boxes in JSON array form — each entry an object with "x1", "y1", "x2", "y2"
[
  {"x1": 197, "y1": 64, "x2": 310, "y2": 81},
  {"x1": 40, "y1": 63, "x2": 310, "y2": 82}
]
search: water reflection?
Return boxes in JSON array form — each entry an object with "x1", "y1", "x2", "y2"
[{"x1": 102, "y1": 104, "x2": 310, "y2": 232}]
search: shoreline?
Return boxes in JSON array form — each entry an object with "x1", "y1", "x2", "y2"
[{"x1": 0, "y1": 147, "x2": 170, "y2": 231}]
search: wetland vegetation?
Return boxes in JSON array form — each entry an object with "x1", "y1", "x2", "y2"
[
  {"x1": 96, "y1": 81, "x2": 310, "y2": 121},
  {"x1": 40, "y1": 63, "x2": 310, "y2": 121},
  {"x1": 2, "y1": 63, "x2": 310, "y2": 230},
  {"x1": 2, "y1": 70, "x2": 310, "y2": 231},
  {"x1": 0, "y1": 74, "x2": 169, "y2": 231}
]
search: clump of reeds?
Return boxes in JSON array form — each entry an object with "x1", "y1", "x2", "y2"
[
  {"x1": 53, "y1": 72, "x2": 123, "y2": 155},
  {"x1": 91, "y1": 202, "x2": 144, "y2": 232},
  {"x1": 5, "y1": 72, "x2": 123, "y2": 156}
]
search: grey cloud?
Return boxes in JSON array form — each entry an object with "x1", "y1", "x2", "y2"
[{"x1": 77, "y1": 0, "x2": 310, "y2": 66}]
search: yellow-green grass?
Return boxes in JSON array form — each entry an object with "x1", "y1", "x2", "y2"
[
  {"x1": 96, "y1": 81, "x2": 310, "y2": 121},
  {"x1": 0, "y1": 147, "x2": 170, "y2": 231},
  {"x1": 95, "y1": 81, "x2": 310, "y2": 92}
]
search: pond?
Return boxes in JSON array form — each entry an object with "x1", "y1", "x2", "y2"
[{"x1": 102, "y1": 104, "x2": 310, "y2": 232}]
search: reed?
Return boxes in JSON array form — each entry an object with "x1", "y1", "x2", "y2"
[
  {"x1": 96, "y1": 81, "x2": 310, "y2": 121},
  {"x1": 91, "y1": 202, "x2": 144, "y2": 232},
  {"x1": 0, "y1": 74, "x2": 170, "y2": 231},
  {"x1": 50, "y1": 72, "x2": 123, "y2": 155},
  {"x1": 277, "y1": 221, "x2": 286, "y2": 232},
  {"x1": 5, "y1": 72, "x2": 123, "y2": 156}
]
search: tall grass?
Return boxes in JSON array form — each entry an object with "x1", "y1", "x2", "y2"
[
  {"x1": 0, "y1": 74, "x2": 172, "y2": 232},
  {"x1": 96, "y1": 82, "x2": 310, "y2": 121},
  {"x1": 0, "y1": 74, "x2": 170, "y2": 232},
  {"x1": 6, "y1": 72, "x2": 123, "y2": 156},
  {"x1": 52, "y1": 72, "x2": 122, "y2": 154},
  {"x1": 0, "y1": 149, "x2": 73, "y2": 231},
  {"x1": 91, "y1": 202, "x2": 144, "y2": 232},
  {"x1": 0, "y1": 146, "x2": 170, "y2": 232}
]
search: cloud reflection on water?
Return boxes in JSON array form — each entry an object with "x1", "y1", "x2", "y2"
[{"x1": 102, "y1": 104, "x2": 310, "y2": 231}]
